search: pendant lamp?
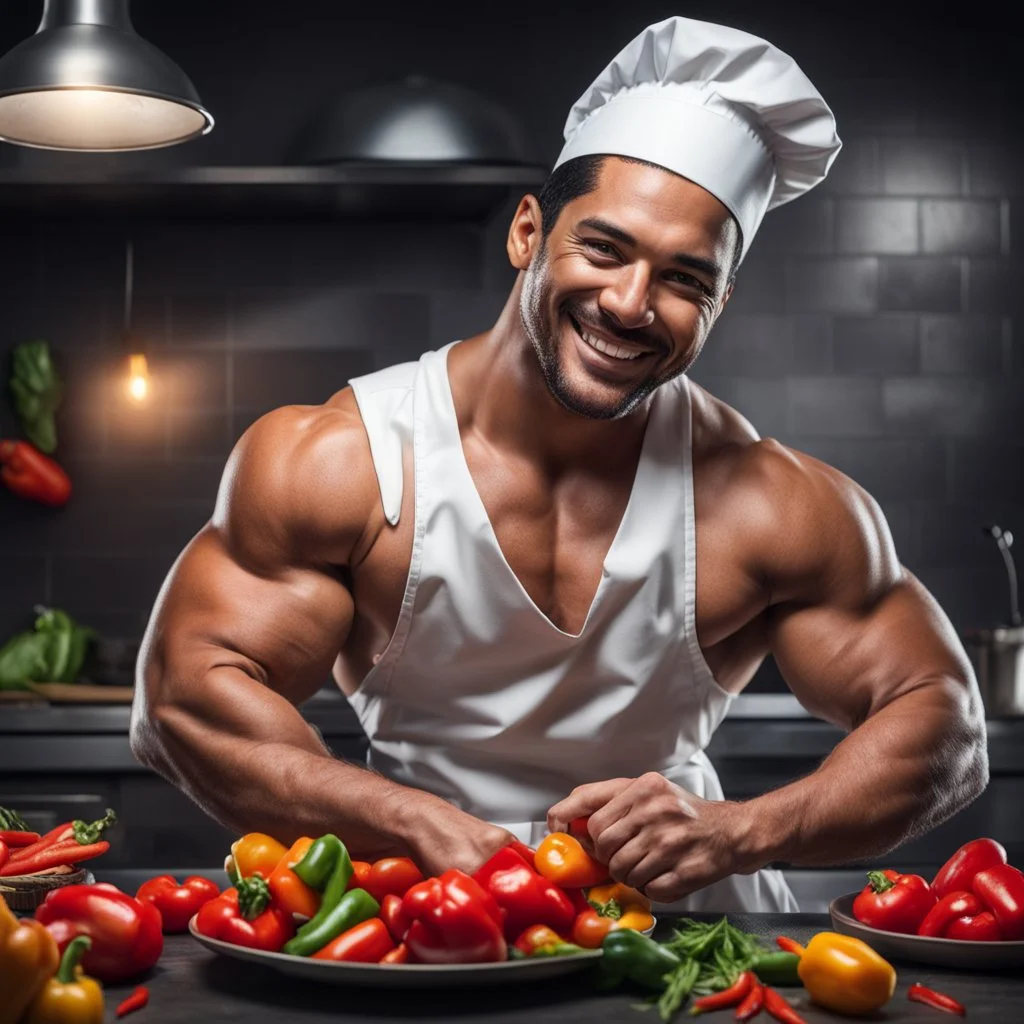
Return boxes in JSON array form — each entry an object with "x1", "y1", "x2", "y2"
[{"x1": 0, "y1": 0, "x2": 213, "y2": 151}]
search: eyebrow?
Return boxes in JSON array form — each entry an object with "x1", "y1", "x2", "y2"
[{"x1": 576, "y1": 216, "x2": 722, "y2": 283}]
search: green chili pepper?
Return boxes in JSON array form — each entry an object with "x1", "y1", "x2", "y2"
[
  {"x1": 292, "y1": 833, "x2": 352, "y2": 893},
  {"x1": 599, "y1": 928, "x2": 682, "y2": 990},
  {"x1": 751, "y1": 951, "x2": 802, "y2": 986},
  {"x1": 283, "y1": 886, "x2": 379, "y2": 957}
]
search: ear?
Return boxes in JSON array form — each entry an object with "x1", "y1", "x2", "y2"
[{"x1": 506, "y1": 194, "x2": 544, "y2": 271}]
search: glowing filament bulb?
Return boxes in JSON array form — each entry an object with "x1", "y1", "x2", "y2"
[{"x1": 127, "y1": 353, "x2": 150, "y2": 402}]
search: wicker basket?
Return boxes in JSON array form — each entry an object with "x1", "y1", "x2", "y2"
[{"x1": 0, "y1": 869, "x2": 94, "y2": 914}]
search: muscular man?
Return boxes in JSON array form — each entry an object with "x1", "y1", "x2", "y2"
[{"x1": 131, "y1": 17, "x2": 987, "y2": 910}]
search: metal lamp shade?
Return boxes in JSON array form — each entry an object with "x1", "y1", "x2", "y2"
[{"x1": 0, "y1": 0, "x2": 212, "y2": 151}]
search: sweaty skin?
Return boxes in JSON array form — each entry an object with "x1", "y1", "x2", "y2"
[{"x1": 132, "y1": 158, "x2": 987, "y2": 896}]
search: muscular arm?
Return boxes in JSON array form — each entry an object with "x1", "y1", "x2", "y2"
[
  {"x1": 734, "y1": 444, "x2": 988, "y2": 869},
  {"x1": 130, "y1": 401, "x2": 512, "y2": 869}
]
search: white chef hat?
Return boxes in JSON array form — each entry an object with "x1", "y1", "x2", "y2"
[{"x1": 554, "y1": 17, "x2": 841, "y2": 262}]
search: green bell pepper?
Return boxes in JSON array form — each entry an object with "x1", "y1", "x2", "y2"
[{"x1": 751, "y1": 951, "x2": 802, "y2": 986}]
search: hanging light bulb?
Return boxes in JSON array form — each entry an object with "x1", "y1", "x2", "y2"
[
  {"x1": 122, "y1": 238, "x2": 150, "y2": 403},
  {"x1": 0, "y1": 0, "x2": 213, "y2": 151}
]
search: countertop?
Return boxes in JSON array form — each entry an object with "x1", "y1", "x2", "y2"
[{"x1": 92, "y1": 913, "x2": 1020, "y2": 1023}]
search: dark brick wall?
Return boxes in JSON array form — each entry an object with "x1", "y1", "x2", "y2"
[{"x1": 0, "y1": 1, "x2": 1020, "y2": 694}]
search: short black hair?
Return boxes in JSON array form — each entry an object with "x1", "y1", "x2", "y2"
[{"x1": 536, "y1": 154, "x2": 742, "y2": 285}]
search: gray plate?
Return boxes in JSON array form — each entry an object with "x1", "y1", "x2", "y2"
[
  {"x1": 188, "y1": 917, "x2": 655, "y2": 987},
  {"x1": 829, "y1": 892, "x2": 1024, "y2": 969}
]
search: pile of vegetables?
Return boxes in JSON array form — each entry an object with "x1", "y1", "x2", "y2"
[
  {"x1": 0, "y1": 606, "x2": 97, "y2": 690},
  {"x1": 0, "y1": 806, "x2": 116, "y2": 878},
  {"x1": 853, "y1": 836, "x2": 1024, "y2": 941}
]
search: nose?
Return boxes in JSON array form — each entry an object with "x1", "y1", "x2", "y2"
[{"x1": 599, "y1": 263, "x2": 655, "y2": 331}]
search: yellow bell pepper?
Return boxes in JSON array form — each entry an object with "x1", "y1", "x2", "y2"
[
  {"x1": 21, "y1": 934, "x2": 104, "y2": 1024},
  {"x1": 0, "y1": 892, "x2": 60, "y2": 1024},
  {"x1": 587, "y1": 881, "x2": 655, "y2": 931},
  {"x1": 797, "y1": 931, "x2": 896, "y2": 1016},
  {"x1": 225, "y1": 831, "x2": 288, "y2": 882}
]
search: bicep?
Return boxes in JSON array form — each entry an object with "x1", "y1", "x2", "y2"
[{"x1": 768, "y1": 570, "x2": 974, "y2": 730}]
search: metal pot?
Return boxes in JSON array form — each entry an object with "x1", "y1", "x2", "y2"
[
  {"x1": 965, "y1": 525, "x2": 1024, "y2": 717},
  {"x1": 965, "y1": 626, "x2": 1024, "y2": 717}
]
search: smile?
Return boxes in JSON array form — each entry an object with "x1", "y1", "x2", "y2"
[{"x1": 569, "y1": 316, "x2": 655, "y2": 362}]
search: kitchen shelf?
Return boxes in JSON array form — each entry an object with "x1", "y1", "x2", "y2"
[{"x1": 0, "y1": 163, "x2": 548, "y2": 223}]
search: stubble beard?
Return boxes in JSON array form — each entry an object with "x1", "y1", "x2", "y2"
[{"x1": 518, "y1": 244, "x2": 683, "y2": 421}]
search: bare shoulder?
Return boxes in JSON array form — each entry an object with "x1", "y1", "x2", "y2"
[
  {"x1": 689, "y1": 383, "x2": 900, "y2": 608},
  {"x1": 213, "y1": 389, "x2": 380, "y2": 571}
]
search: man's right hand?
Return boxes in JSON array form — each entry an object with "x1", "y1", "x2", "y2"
[{"x1": 392, "y1": 790, "x2": 518, "y2": 877}]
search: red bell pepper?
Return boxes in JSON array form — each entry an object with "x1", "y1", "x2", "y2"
[
  {"x1": 931, "y1": 839, "x2": 1007, "y2": 899},
  {"x1": 971, "y1": 863, "x2": 1024, "y2": 940},
  {"x1": 852, "y1": 869, "x2": 936, "y2": 934},
  {"x1": 311, "y1": 916, "x2": 396, "y2": 962},
  {"x1": 402, "y1": 869, "x2": 507, "y2": 964},
  {"x1": 917, "y1": 890, "x2": 1001, "y2": 939},
  {"x1": 380, "y1": 893, "x2": 413, "y2": 942},
  {"x1": 135, "y1": 874, "x2": 221, "y2": 933},
  {"x1": 473, "y1": 845, "x2": 575, "y2": 942},
  {"x1": 0, "y1": 440, "x2": 72, "y2": 506},
  {"x1": 194, "y1": 881, "x2": 296, "y2": 952},
  {"x1": 34, "y1": 882, "x2": 163, "y2": 982}
]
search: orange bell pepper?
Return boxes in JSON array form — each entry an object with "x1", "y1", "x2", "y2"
[
  {"x1": 534, "y1": 832, "x2": 608, "y2": 888},
  {"x1": 226, "y1": 832, "x2": 288, "y2": 881},
  {"x1": 268, "y1": 837, "x2": 321, "y2": 920},
  {"x1": 1, "y1": 892, "x2": 60, "y2": 1024}
]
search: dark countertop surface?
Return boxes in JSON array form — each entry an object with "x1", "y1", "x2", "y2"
[{"x1": 93, "y1": 913, "x2": 1020, "y2": 1023}]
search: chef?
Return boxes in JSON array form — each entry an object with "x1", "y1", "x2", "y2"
[{"x1": 131, "y1": 16, "x2": 987, "y2": 912}]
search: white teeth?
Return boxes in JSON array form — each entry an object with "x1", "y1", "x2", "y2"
[{"x1": 577, "y1": 325, "x2": 648, "y2": 360}]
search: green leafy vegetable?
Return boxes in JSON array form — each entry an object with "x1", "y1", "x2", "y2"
[
  {"x1": 9, "y1": 339, "x2": 64, "y2": 453},
  {"x1": 0, "y1": 604, "x2": 97, "y2": 688}
]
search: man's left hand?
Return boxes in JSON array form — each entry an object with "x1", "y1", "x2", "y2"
[{"x1": 547, "y1": 772, "x2": 755, "y2": 903}]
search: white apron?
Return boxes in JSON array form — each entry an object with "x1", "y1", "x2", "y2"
[{"x1": 348, "y1": 342, "x2": 797, "y2": 912}]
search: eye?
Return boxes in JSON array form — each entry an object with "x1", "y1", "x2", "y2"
[
  {"x1": 584, "y1": 239, "x2": 620, "y2": 259},
  {"x1": 669, "y1": 271, "x2": 712, "y2": 295}
]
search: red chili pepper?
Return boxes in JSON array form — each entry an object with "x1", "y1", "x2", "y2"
[
  {"x1": 116, "y1": 985, "x2": 150, "y2": 1018},
  {"x1": 402, "y1": 869, "x2": 507, "y2": 964},
  {"x1": 136, "y1": 875, "x2": 222, "y2": 933},
  {"x1": 473, "y1": 845, "x2": 575, "y2": 942},
  {"x1": 0, "y1": 830, "x2": 41, "y2": 847},
  {"x1": 852, "y1": 869, "x2": 937, "y2": 934},
  {"x1": 917, "y1": 890, "x2": 986, "y2": 937},
  {"x1": 7, "y1": 809, "x2": 116, "y2": 868},
  {"x1": 763, "y1": 986, "x2": 807, "y2": 1024},
  {"x1": 311, "y1": 916, "x2": 396, "y2": 963},
  {"x1": 690, "y1": 970, "x2": 754, "y2": 1013},
  {"x1": 931, "y1": 838, "x2": 1007, "y2": 899},
  {"x1": 35, "y1": 883, "x2": 164, "y2": 982},
  {"x1": 1, "y1": 840, "x2": 110, "y2": 876},
  {"x1": 908, "y1": 982, "x2": 966, "y2": 1015},
  {"x1": 736, "y1": 980, "x2": 765, "y2": 1022},
  {"x1": 0, "y1": 440, "x2": 72, "y2": 506},
  {"x1": 972, "y1": 863, "x2": 1024, "y2": 939},
  {"x1": 0, "y1": 839, "x2": 8, "y2": 872},
  {"x1": 776, "y1": 935, "x2": 805, "y2": 955}
]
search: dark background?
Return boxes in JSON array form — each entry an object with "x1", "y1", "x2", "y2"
[{"x1": 1, "y1": 0, "x2": 1021, "y2": 693}]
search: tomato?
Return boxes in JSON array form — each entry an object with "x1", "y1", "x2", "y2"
[
  {"x1": 347, "y1": 861, "x2": 372, "y2": 891},
  {"x1": 571, "y1": 908, "x2": 614, "y2": 948},
  {"x1": 364, "y1": 858, "x2": 425, "y2": 903},
  {"x1": 380, "y1": 893, "x2": 413, "y2": 942}
]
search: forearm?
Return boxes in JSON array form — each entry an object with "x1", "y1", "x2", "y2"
[
  {"x1": 131, "y1": 664, "x2": 433, "y2": 861},
  {"x1": 735, "y1": 678, "x2": 989, "y2": 870}
]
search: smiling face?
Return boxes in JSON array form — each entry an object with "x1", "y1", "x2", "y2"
[{"x1": 512, "y1": 157, "x2": 739, "y2": 420}]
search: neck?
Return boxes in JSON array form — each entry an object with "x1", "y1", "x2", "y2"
[{"x1": 449, "y1": 275, "x2": 652, "y2": 475}]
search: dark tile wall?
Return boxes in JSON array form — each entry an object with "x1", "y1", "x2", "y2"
[{"x1": 0, "y1": 1, "x2": 1020, "y2": 697}]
